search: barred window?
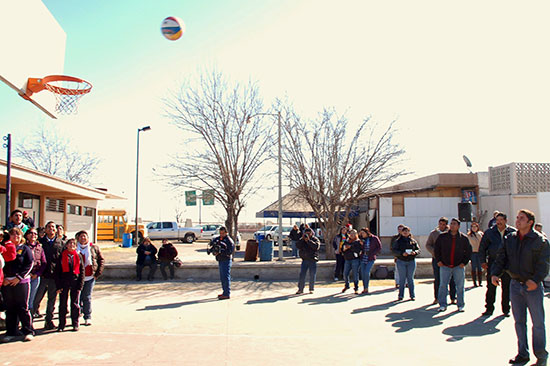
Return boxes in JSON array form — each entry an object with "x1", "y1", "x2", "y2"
[
  {"x1": 84, "y1": 207, "x2": 94, "y2": 217},
  {"x1": 46, "y1": 198, "x2": 65, "y2": 212},
  {"x1": 68, "y1": 204, "x2": 82, "y2": 215}
]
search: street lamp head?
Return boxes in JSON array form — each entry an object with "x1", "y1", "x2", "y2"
[{"x1": 139, "y1": 126, "x2": 151, "y2": 132}]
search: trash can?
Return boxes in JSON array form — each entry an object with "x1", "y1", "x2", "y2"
[
  {"x1": 244, "y1": 239, "x2": 259, "y2": 261},
  {"x1": 259, "y1": 239, "x2": 274, "y2": 261},
  {"x1": 122, "y1": 233, "x2": 133, "y2": 248},
  {"x1": 256, "y1": 233, "x2": 266, "y2": 242}
]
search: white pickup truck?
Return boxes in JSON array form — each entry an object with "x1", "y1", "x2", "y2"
[{"x1": 146, "y1": 221, "x2": 203, "y2": 243}]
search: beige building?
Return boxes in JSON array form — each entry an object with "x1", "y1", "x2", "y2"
[{"x1": 1, "y1": 159, "x2": 122, "y2": 241}]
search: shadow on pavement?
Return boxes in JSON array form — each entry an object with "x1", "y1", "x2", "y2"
[
  {"x1": 300, "y1": 292, "x2": 358, "y2": 305},
  {"x1": 442, "y1": 315, "x2": 505, "y2": 342},
  {"x1": 384, "y1": 304, "x2": 458, "y2": 333},
  {"x1": 136, "y1": 298, "x2": 218, "y2": 311},
  {"x1": 366, "y1": 287, "x2": 398, "y2": 296},
  {"x1": 245, "y1": 293, "x2": 303, "y2": 305},
  {"x1": 351, "y1": 299, "x2": 401, "y2": 314}
]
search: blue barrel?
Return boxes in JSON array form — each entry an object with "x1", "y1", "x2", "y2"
[
  {"x1": 256, "y1": 233, "x2": 266, "y2": 242},
  {"x1": 259, "y1": 239, "x2": 273, "y2": 261},
  {"x1": 122, "y1": 233, "x2": 133, "y2": 248}
]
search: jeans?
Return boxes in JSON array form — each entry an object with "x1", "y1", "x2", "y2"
[
  {"x1": 361, "y1": 260, "x2": 375, "y2": 290},
  {"x1": 394, "y1": 258, "x2": 400, "y2": 285},
  {"x1": 485, "y1": 262, "x2": 511, "y2": 314},
  {"x1": 438, "y1": 266, "x2": 465, "y2": 308},
  {"x1": 160, "y1": 262, "x2": 175, "y2": 280},
  {"x1": 218, "y1": 259, "x2": 232, "y2": 297},
  {"x1": 80, "y1": 278, "x2": 95, "y2": 320},
  {"x1": 344, "y1": 259, "x2": 361, "y2": 290},
  {"x1": 28, "y1": 276, "x2": 40, "y2": 312},
  {"x1": 33, "y1": 277, "x2": 58, "y2": 324},
  {"x1": 298, "y1": 260, "x2": 317, "y2": 292},
  {"x1": 136, "y1": 263, "x2": 157, "y2": 280},
  {"x1": 290, "y1": 240, "x2": 298, "y2": 257},
  {"x1": 334, "y1": 254, "x2": 345, "y2": 279},
  {"x1": 510, "y1": 280, "x2": 548, "y2": 361},
  {"x1": 59, "y1": 285, "x2": 81, "y2": 329},
  {"x1": 470, "y1": 252, "x2": 482, "y2": 272},
  {"x1": 2, "y1": 281, "x2": 34, "y2": 336},
  {"x1": 432, "y1": 258, "x2": 456, "y2": 301},
  {"x1": 396, "y1": 259, "x2": 416, "y2": 299}
]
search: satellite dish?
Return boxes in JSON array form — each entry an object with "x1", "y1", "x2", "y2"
[{"x1": 463, "y1": 155, "x2": 472, "y2": 168}]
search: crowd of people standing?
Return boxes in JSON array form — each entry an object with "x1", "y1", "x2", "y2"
[{"x1": 0, "y1": 209, "x2": 104, "y2": 342}]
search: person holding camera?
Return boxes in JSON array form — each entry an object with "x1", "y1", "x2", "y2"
[
  {"x1": 391, "y1": 226, "x2": 420, "y2": 301},
  {"x1": 208, "y1": 227, "x2": 234, "y2": 300},
  {"x1": 341, "y1": 229, "x2": 363, "y2": 294},
  {"x1": 295, "y1": 228, "x2": 321, "y2": 294}
]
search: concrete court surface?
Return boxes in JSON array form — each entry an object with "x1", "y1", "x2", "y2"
[{"x1": 2, "y1": 280, "x2": 550, "y2": 366}]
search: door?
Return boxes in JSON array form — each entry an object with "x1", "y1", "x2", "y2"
[
  {"x1": 147, "y1": 222, "x2": 162, "y2": 239},
  {"x1": 113, "y1": 215, "x2": 125, "y2": 242},
  {"x1": 162, "y1": 221, "x2": 177, "y2": 239}
]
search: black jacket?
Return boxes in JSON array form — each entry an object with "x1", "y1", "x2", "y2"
[
  {"x1": 289, "y1": 228, "x2": 301, "y2": 241},
  {"x1": 211, "y1": 235, "x2": 234, "y2": 262},
  {"x1": 479, "y1": 225, "x2": 516, "y2": 263},
  {"x1": 342, "y1": 239, "x2": 362, "y2": 261},
  {"x1": 2, "y1": 244, "x2": 33, "y2": 280},
  {"x1": 158, "y1": 243, "x2": 178, "y2": 263},
  {"x1": 434, "y1": 232, "x2": 472, "y2": 267},
  {"x1": 136, "y1": 243, "x2": 158, "y2": 265},
  {"x1": 391, "y1": 236, "x2": 420, "y2": 261},
  {"x1": 55, "y1": 251, "x2": 85, "y2": 291},
  {"x1": 491, "y1": 230, "x2": 550, "y2": 284},
  {"x1": 297, "y1": 235, "x2": 321, "y2": 262},
  {"x1": 39, "y1": 235, "x2": 64, "y2": 279}
]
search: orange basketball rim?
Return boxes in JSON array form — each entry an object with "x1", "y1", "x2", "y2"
[{"x1": 22, "y1": 75, "x2": 92, "y2": 115}]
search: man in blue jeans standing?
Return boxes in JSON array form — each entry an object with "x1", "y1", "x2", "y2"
[
  {"x1": 208, "y1": 227, "x2": 234, "y2": 300},
  {"x1": 296, "y1": 228, "x2": 321, "y2": 294},
  {"x1": 434, "y1": 218, "x2": 472, "y2": 312},
  {"x1": 492, "y1": 209, "x2": 550, "y2": 366}
]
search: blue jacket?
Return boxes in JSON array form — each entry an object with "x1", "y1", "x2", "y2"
[{"x1": 479, "y1": 225, "x2": 516, "y2": 263}]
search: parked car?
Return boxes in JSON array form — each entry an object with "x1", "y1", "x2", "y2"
[
  {"x1": 254, "y1": 225, "x2": 292, "y2": 245},
  {"x1": 199, "y1": 224, "x2": 222, "y2": 240},
  {"x1": 146, "y1": 221, "x2": 203, "y2": 243}
]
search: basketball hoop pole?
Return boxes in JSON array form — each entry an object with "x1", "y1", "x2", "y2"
[
  {"x1": 3, "y1": 134, "x2": 12, "y2": 227},
  {"x1": 135, "y1": 126, "x2": 151, "y2": 247}
]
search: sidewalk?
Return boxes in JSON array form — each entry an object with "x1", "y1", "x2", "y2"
[{"x1": 2, "y1": 280, "x2": 549, "y2": 365}]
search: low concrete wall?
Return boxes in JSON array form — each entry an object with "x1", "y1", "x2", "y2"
[{"x1": 101, "y1": 258, "x2": 457, "y2": 281}]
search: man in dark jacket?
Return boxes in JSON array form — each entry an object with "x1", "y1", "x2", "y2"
[
  {"x1": 479, "y1": 212, "x2": 516, "y2": 317},
  {"x1": 332, "y1": 226, "x2": 348, "y2": 281},
  {"x1": 434, "y1": 218, "x2": 472, "y2": 312},
  {"x1": 136, "y1": 238, "x2": 158, "y2": 281},
  {"x1": 296, "y1": 228, "x2": 321, "y2": 294},
  {"x1": 208, "y1": 227, "x2": 234, "y2": 300},
  {"x1": 492, "y1": 209, "x2": 550, "y2": 366},
  {"x1": 33, "y1": 221, "x2": 64, "y2": 329}
]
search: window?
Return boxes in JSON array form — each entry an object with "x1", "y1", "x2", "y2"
[
  {"x1": 68, "y1": 204, "x2": 82, "y2": 215},
  {"x1": 162, "y1": 222, "x2": 174, "y2": 229},
  {"x1": 18, "y1": 193, "x2": 37, "y2": 209},
  {"x1": 46, "y1": 198, "x2": 65, "y2": 212},
  {"x1": 84, "y1": 207, "x2": 94, "y2": 217},
  {"x1": 392, "y1": 196, "x2": 404, "y2": 217},
  {"x1": 148, "y1": 222, "x2": 161, "y2": 230}
]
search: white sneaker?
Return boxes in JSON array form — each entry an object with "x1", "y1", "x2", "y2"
[
  {"x1": 437, "y1": 306, "x2": 447, "y2": 312},
  {"x1": 84, "y1": 319, "x2": 92, "y2": 326},
  {"x1": 458, "y1": 307, "x2": 465, "y2": 312},
  {"x1": 23, "y1": 334, "x2": 34, "y2": 342},
  {"x1": 333, "y1": 277, "x2": 338, "y2": 281}
]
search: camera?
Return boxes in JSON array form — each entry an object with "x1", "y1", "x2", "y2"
[{"x1": 207, "y1": 241, "x2": 222, "y2": 256}]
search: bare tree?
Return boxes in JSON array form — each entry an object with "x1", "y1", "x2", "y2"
[
  {"x1": 164, "y1": 70, "x2": 273, "y2": 237},
  {"x1": 281, "y1": 107, "x2": 406, "y2": 259},
  {"x1": 14, "y1": 124, "x2": 100, "y2": 185}
]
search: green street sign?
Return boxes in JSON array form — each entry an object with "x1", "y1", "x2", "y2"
[
  {"x1": 185, "y1": 190, "x2": 197, "y2": 206},
  {"x1": 203, "y1": 189, "x2": 215, "y2": 205}
]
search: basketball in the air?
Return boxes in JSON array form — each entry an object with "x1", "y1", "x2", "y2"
[{"x1": 161, "y1": 16, "x2": 185, "y2": 41}]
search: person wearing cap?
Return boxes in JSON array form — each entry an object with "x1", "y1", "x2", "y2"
[
  {"x1": 22, "y1": 211, "x2": 35, "y2": 229},
  {"x1": 434, "y1": 218, "x2": 472, "y2": 312},
  {"x1": 209, "y1": 227, "x2": 234, "y2": 300},
  {"x1": 491, "y1": 209, "x2": 549, "y2": 366},
  {"x1": 296, "y1": 228, "x2": 321, "y2": 294}
]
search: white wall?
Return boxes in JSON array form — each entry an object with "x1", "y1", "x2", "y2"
[
  {"x1": 537, "y1": 193, "x2": 550, "y2": 233},
  {"x1": 65, "y1": 199, "x2": 97, "y2": 240},
  {"x1": 379, "y1": 197, "x2": 463, "y2": 237}
]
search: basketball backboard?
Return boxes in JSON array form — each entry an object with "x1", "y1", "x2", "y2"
[{"x1": 0, "y1": 0, "x2": 66, "y2": 119}]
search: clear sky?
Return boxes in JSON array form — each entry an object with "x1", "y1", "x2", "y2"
[{"x1": 1, "y1": 0, "x2": 549, "y2": 224}]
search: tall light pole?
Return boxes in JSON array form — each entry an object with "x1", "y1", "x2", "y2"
[
  {"x1": 135, "y1": 125, "x2": 151, "y2": 247},
  {"x1": 247, "y1": 111, "x2": 284, "y2": 261},
  {"x1": 3, "y1": 134, "x2": 11, "y2": 228}
]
